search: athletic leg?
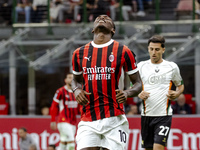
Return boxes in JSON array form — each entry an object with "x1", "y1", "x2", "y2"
[
  {"x1": 66, "y1": 141, "x2": 75, "y2": 150},
  {"x1": 153, "y1": 143, "x2": 165, "y2": 150},
  {"x1": 154, "y1": 116, "x2": 172, "y2": 150},
  {"x1": 57, "y1": 123, "x2": 76, "y2": 150},
  {"x1": 58, "y1": 141, "x2": 67, "y2": 150}
]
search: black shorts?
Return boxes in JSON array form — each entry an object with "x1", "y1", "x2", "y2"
[{"x1": 141, "y1": 116, "x2": 172, "y2": 148}]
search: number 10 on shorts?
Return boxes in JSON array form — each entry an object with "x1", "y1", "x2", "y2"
[{"x1": 119, "y1": 130, "x2": 127, "y2": 143}]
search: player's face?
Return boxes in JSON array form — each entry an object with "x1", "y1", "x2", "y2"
[
  {"x1": 93, "y1": 15, "x2": 115, "y2": 34},
  {"x1": 148, "y1": 42, "x2": 165, "y2": 64},
  {"x1": 65, "y1": 74, "x2": 73, "y2": 86}
]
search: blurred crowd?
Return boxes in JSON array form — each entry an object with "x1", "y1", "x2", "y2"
[
  {"x1": 0, "y1": 0, "x2": 153, "y2": 25},
  {"x1": 1, "y1": 0, "x2": 200, "y2": 25}
]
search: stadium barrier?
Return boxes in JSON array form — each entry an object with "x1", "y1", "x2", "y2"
[{"x1": 0, "y1": 115, "x2": 200, "y2": 150}]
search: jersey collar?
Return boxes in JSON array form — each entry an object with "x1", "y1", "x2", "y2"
[
  {"x1": 149, "y1": 59, "x2": 165, "y2": 65},
  {"x1": 91, "y1": 39, "x2": 114, "y2": 48},
  {"x1": 64, "y1": 85, "x2": 73, "y2": 93}
]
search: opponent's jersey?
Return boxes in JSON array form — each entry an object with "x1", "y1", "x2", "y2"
[
  {"x1": 50, "y1": 86, "x2": 78, "y2": 125},
  {"x1": 72, "y1": 39, "x2": 138, "y2": 121},
  {"x1": 138, "y1": 59, "x2": 183, "y2": 116}
]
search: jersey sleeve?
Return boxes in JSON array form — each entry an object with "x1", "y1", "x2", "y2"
[
  {"x1": 50, "y1": 89, "x2": 61, "y2": 122},
  {"x1": 172, "y1": 63, "x2": 183, "y2": 87},
  {"x1": 123, "y1": 47, "x2": 138, "y2": 75},
  {"x1": 50, "y1": 101, "x2": 59, "y2": 122},
  {"x1": 72, "y1": 49, "x2": 82, "y2": 75}
]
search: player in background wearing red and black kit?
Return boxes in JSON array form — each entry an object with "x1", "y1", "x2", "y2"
[
  {"x1": 71, "y1": 15, "x2": 142, "y2": 150},
  {"x1": 50, "y1": 73, "x2": 78, "y2": 150}
]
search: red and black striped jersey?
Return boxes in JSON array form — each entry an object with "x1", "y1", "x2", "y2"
[
  {"x1": 72, "y1": 39, "x2": 138, "y2": 121},
  {"x1": 50, "y1": 86, "x2": 78, "y2": 125}
]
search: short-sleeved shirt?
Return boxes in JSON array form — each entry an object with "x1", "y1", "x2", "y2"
[
  {"x1": 19, "y1": 134, "x2": 35, "y2": 150},
  {"x1": 137, "y1": 59, "x2": 183, "y2": 116},
  {"x1": 50, "y1": 86, "x2": 78, "y2": 125},
  {"x1": 72, "y1": 39, "x2": 138, "y2": 121}
]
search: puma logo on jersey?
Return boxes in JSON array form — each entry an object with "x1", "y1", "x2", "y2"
[{"x1": 84, "y1": 56, "x2": 91, "y2": 61}]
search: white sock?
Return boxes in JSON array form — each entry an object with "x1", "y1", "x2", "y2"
[
  {"x1": 66, "y1": 142, "x2": 75, "y2": 150},
  {"x1": 58, "y1": 143, "x2": 67, "y2": 150}
]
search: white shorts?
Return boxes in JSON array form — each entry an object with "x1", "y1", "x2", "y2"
[
  {"x1": 76, "y1": 115, "x2": 129, "y2": 150},
  {"x1": 57, "y1": 122, "x2": 76, "y2": 142}
]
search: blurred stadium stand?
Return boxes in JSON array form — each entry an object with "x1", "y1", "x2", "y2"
[
  {"x1": 0, "y1": 0, "x2": 200, "y2": 115},
  {"x1": 175, "y1": 0, "x2": 193, "y2": 20}
]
